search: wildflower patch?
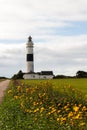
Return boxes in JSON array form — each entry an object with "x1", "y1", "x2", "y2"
[{"x1": 0, "y1": 80, "x2": 87, "y2": 130}]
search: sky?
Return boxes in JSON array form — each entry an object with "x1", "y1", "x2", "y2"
[{"x1": 0, "y1": 0, "x2": 87, "y2": 78}]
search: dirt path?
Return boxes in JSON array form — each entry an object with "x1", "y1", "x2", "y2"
[{"x1": 0, "y1": 80, "x2": 10, "y2": 104}]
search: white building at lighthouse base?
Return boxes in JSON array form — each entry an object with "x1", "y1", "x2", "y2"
[{"x1": 23, "y1": 71, "x2": 54, "y2": 79}]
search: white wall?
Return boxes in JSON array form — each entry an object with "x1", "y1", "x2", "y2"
[
  {"x1": 26, "y1": 62, "x2": 34, "y2": 72},
  {"x1": 23, "y1": 74, "x2": 53, "y2": 79},
  {"x1": 26, "y1": 47, "x2": 33, "y2": 54}
]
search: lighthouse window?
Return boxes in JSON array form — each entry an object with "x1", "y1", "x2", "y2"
[{"x1": 27, "y1": 54, "x2": 33, "y2": 61}]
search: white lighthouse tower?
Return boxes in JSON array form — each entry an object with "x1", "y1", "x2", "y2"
[
  {"x1": 23, "y1": 36, "x2": 54, "y2": 79},
  {"x1": 26, "y1": 36, "x2": 34, "y2": 73}
]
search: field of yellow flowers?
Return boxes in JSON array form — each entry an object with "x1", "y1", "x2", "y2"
[{"x1": 0, "y1": 79, "x2": 87, "y2": 130}]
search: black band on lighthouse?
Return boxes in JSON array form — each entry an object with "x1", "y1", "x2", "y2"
[{"x1": 27, "y1": 54, "x2": 33, "y2": 61}]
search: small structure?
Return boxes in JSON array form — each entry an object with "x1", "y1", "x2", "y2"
[
  {"x1": 23, "y1": 71, "x2": 54, "y2": 79},
  {"x1": 23, "y1": 36, "x2": 54, "y2": 79}
]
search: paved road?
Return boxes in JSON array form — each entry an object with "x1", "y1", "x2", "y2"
[{"x1": 0, "y1": 80, "x2": 10, "y2": 104}]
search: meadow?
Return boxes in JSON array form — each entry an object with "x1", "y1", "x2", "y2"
[
  {"x1": 23, "y1": 78, "x2": 87, "y2": 94},
  {"x1": 0, "y1": 78, "x2": 87, "y2": 130}
]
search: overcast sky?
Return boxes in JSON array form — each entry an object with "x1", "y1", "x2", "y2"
[{"x1": 0, "y1": 0, "x2": 87, "y2": 77}]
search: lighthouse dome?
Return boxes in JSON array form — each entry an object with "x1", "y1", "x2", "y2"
[{"x1": 27, "y1": 36, "x2": 33, "y2": 47}]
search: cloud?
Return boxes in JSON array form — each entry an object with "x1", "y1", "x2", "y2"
[
  {"x1": 0, "y1": 34, "x2": 87, "y2": 77},
  {"x1": 34, "y1": 34, "x2": 87, "y2": 76},
  {"x1": 0, "y1": 0, "x2": 87, "y2": 77},
  {"x1": 0, "y1": 0, "x2": 87, "y2": 39},
  {"x1": 0, "y1": 43, "x2": 25, "y2": 77}
]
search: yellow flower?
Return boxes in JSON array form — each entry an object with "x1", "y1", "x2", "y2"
[
  {"x1": 64, "y1": 105, "x2": 67, "y2": 109},
  {"x1": 60, "y1": 117, "x2": 66, "y2": 123},
  {"x1": 79, "y1": 122, "x2": 85, "y2": 126},
  {"x1": 51, "y1": 108, "x2": 56, "y2": 114},
  {"x1": 34, "y1": 108, "x2": 39, "y2": 113},
  {"x1": 73, "y1": 113, "x2": 80, "y2": 119},
  {"x1": 57, "y1": 118, "x2": 60, "y2": 121},
  {"x1": 57, "y1": 110, "x2": 61, "y2": 113},
  {"x1": 47, "y1": 112, "x2": 51, "y2": 115},
  {"x1": 40, "y1": 107, "x2": 45, "y2": 113},
  {"x1": 61, "y1": 117, "x2": 66, "y2": 121},
  {"x1": 14, "y1": 95, "x2": 19, "y2": 99},
  {"x1": 25, "y1": 109, "x2": 32, "y2": 113},
  {"x1": 68, "y1": 112, "x2": 73, "y2": 118},
  {"x1": 33, "y1": 102, "x2": 36, "y2": 106},
  {"x1": 73, "y1": 105, "x2": 79, "y2": 112},
  {"x1": 33, "y1": 102, "x2": 38, "y2": 106},
  {"x1": 30, "y1": 97, "x2": 32, "y2": 100},
  {"x1": 34, "y1": 118, "x2": 37, "y2": 121},
  {"x1": 38, "y1": 93, "x2": 41, "y2": 97},
  {"x1": 57, "y1": 116, "x2": 66, "y2": 124},
  {"x1": 40, "y1": 101, "x2": 43, "y2": 105},
  {"x1": 17, "y1": 86, "x2": 21, "y2": 92},
  {"x1": 49, "y1": 106, "x2": 52, "y2": 109},
  {"x1": 8, "y1": 90, "x2": 12, "y2": 94},
  {"x1": 57, "y1": 103, "x2": 61, "y2": 106},
  {"x1": 82, "y1": 106, "x2": 87, "y2": 111},
  {"x1": 79, "y1": 104, "x2": 82, "y2": 107},
  {"x1": 26, "y1": 88, "x2": 30, "y2": 93},
  {"x1": 64, "y1": 105, "x2": 69, "y2": 111}
]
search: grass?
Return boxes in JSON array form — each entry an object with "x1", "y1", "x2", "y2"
[
  {"x1": 22, "y1": 78, "x2": 87, "y2": 94},
  {"x1": 0, "y1": 78, "x2": 87, "y2": 130},
  {"x1": 53, "y1": 78, "x2": 87, "y2": 95}
]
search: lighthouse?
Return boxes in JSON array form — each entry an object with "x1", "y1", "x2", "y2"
[
  {"x1": 26, "y1": 36, "x2": 34, "y2": 73},
  {"x1": 23, "y1": 36, "x2": 54, "y2": 79}
]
